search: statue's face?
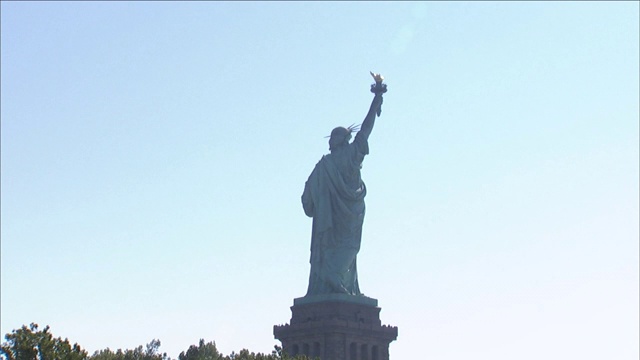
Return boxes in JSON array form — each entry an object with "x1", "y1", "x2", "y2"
[{"x1": 329, "y1": 127, "x2": 351, "y2": 150}]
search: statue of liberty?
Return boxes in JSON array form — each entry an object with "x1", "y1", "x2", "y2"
[{"x1": 301, "y1": 73, "x2": 386, "y2": 296}]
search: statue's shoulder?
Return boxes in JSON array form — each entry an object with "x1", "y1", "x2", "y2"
[
  {"x1": 319, "y1": 153, "x2": 334, "y2": 164},
  {"x1": 311, "y1": 154, "x2": 339, "y2": 176},
  {"x1": 309, "y1": 155, "x2": 329, "y2": 175}
]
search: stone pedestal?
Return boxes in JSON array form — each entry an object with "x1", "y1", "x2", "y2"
[{"x1": 274, "y1": 295, "x2": 397, "y2": 360}]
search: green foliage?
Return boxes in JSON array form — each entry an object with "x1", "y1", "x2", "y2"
[
  {"x1": 178, "y1": 339, "x2": 223, "y2": 360},
  {"x1": 0, "y1": 323, "x2": 88, "y2": 360},
  {"x1": 1, "y1": 324, "x2": 314, "y2": 360},
  {"x1": 270, "y1": 345, "x2": 315, "y2": 360},
  {"x1": 178, "y1": 343, "x2": 314, "y2": 360},
  {"x1": 89, "y1": 339, "x2": 169, "y2": 360},
  {"x1": 226, "y1": 345, "x2": 315, "y2": 360}
]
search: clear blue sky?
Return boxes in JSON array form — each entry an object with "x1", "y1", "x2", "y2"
[{"x1": 2, "y1": 2, "x2": 638, "y2": 359}]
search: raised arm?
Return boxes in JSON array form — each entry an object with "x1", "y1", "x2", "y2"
[{"x1": 355, "y1": 93, "x2": 383, "y2": 143}]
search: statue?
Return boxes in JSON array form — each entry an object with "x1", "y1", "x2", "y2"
[{"x1": 301, "y1": 73, "x2": 387, "y2": 297}]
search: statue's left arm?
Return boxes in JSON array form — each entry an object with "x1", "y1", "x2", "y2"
[{"x1": 354, "y1": 93, "x2": 383, "y2": 144}]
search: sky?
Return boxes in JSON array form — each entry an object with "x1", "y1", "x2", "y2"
[{"x1": 1, "y1": 2, "x2": 638, "y2": 359}]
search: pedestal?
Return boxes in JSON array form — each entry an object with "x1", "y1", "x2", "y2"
[{"x1": 274, "y1": 295, "x2": 398, "y2": 360}]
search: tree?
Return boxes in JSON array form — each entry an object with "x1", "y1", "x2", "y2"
[
  {"x1": 178, "y1": 342, "x2": 314, "y2": 360},
  {"x1": 178, "y1": 339, "x2": 223, "y2": 360},
  {"x1": 1, "y1": 324, "x2": 314, "y2": 360},
  {"x1": 0, "y1": 323, "x2": 88, "y2": 360},
  {"x1": 89, "y1": 339, "x2": 170, "y2": 360},
  {"x1": 270, "y1": 345, "x2": 315, "y2": 360}
]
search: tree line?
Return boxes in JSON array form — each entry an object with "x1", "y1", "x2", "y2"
[{"x1": 0, "y1": 323, "x2": 313, "y2": 360}]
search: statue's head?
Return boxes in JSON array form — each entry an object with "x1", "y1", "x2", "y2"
[{"x1": 329, "y1": 126, "x2": 352, "y2": 151}]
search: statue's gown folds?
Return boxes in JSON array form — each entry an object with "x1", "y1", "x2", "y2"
[{"x1": 301, "y1": 135, "x2": 369, "y2": 296}]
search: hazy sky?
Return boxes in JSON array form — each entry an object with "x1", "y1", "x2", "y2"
[{"x1": 2, "y1": 2, "x2": 638, "y2": 359}]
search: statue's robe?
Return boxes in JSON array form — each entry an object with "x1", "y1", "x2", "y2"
[{"x1": 301, "y1": 135, "x2": 369, "y2": 296}]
